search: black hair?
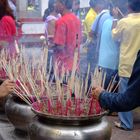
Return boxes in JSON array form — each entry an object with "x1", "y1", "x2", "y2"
[
  {"x1": 109, "y1": 0, "x2": 128, "y2": 16},
  {"x1": 128, "y1": 0, "x2": 140, "y2": 12},
  {"x1": 0, "y1": 0, "x2": 14, "y2": 20},
  {"x1": 60, "y1": 0, "x2": 73, "y2": 9},
  {"x1": 74, "y1": 0, "x2": 80, "y2": 5},
  {"x1": 89, "y1": 0, "x2": 109, "y2": 8},
  {"x1": 43, "y1": 0, "x2": 55, "y2": 21},
  {"x1": 89, "y1": 0, "x2": 96, "y2": 7}
]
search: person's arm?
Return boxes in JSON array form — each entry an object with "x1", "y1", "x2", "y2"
[
  {"x1": 97, "y1": 51, "x2": 140, "y2": 112},
  {"x1": 112, "y1": 19, "x2": 126, "y2": 42}
]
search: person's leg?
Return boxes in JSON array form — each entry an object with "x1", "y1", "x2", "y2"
[
  {"x1": 117, "y1": 77, "x2": 133, "y2": 130},
  {"x1": 118, "y1": 112, "x2": 133, "y2": 130}
]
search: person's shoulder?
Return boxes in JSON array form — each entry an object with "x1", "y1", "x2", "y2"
[
  {"x1": 1, "y1": 16, "x2": 14, "y2": 23},
  {"x1": 116, "y1": 17, "x2": 128, "y2": 27},
  {"x1": 70, "y1": 13, "x2": 80, "y2": 21},
  {"x1": 46, "y1": 15, "x2": 57, "y2": 22},
  {"x1": 117, "y1": 14, "x2": 131, "y2": 24},
  {"x1": 55, "y1": 17, "x2": 64, "y2": 27},
  {"x1": 93, "y1": 10, "x2": 108, "y2": 21},
  {"x1": 57, "y1": 13, "x2": 70, "y2": 23},
  {"x1": 86, "y1": 8, "x2": 96, "y2": 16},
  {"x1": 56, "y1": 16, "x2": 63, "y2": 23},
  {"x1": 104, "y1": 17, "x2": 113, "y2": 24}
]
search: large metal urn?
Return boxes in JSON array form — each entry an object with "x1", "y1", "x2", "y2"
[
  {"x1": 29, "y1": 99, "x2": 112, "y2": 140},
  {"x1": 0, "y1": 96, "x2": 7, "y2": 112},
  {"x1": 0, "y1": 79, "x2": 9, "y2": 121},
  {"x1": 5, "y1": 94, "x2": 35, "y2": 133}
]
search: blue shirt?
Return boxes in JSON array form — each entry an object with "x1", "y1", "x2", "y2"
[
  {"x1": 91, "y1": 10, "x2": 110, "y2": 34},
  {"x1": 98, "y1": 17, "x2": 119, "y2": 70}
]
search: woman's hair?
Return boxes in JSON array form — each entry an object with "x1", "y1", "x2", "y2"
[
  {"x1": 128, "y1": 0, "x2": 140, "y2": 13},
  {"x1": 43, "y1": 0, "x2": 56, "y2": 21},
  {"x1": 0, "y1": 0, "x2": 14, "y2": 20}
]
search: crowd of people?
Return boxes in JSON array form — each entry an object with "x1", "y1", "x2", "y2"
[
  {"x1": 0, "y1": 0, "x2": 140, "y2": 133},
  {"x1": 90, "y1": 0, "x2": 140, "y2": 131}
]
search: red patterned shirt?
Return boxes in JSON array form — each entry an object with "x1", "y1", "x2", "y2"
[
  {"x1": 54, "y1": 12, "x2": 81, "y2": 71},
  {"x1": 0, "y1": 16, "x2": 16, "y2": 37}
]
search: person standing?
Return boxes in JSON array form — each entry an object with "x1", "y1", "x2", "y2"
[
  {"x1": 87, "y1": 0, "x2": 109, "y2": 73},
  {"x1": 0, "y1": 0, "x2": 16, "y2": 52},
  {"x1": 97, "y1": 1, "x2": 128, "y2": 89},
  {"x1": 53, "y1": 0, "x2": 81, "y2": 71},
  {"x1": 84, "y1": 0, "x2": 104, "y2": 38},
  {"x1": 43, "y1": 0, "x2": 61, "y2": 75},
  {"x1": 112, "y1": 0, "x2": 140, "y2": 130},
  {"x1": 0, "y1": 0, "x2": 16, "y2": 38},
  {"x1": 44, "y1": 0, "x2": 60, "y2": 47}
]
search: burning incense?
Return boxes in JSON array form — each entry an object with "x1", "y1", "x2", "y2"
[
  {"x1": 14, "y1": 40, "x2": 20, "y2": 54},
  {"x1": 0, "y1": 42, "x2": 119, "y2": 118},
  {"x1": 70, "y1": 47, "x2": 78, "y2": 92}
]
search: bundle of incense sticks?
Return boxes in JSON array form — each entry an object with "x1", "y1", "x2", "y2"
[{"x1": 0, "y1": 44, "x2": 120, "y2": 117}]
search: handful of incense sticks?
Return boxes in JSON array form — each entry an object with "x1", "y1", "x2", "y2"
[{"x1": 0, "y1": 44, "x2": 120, "y2": 117}]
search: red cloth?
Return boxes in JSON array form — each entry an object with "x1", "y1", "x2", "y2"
[
  {"x1": 54, "y1": 13, "x2": 81, "y2": 71},
  {"x1": 0, "y1": 16, "x2": 16, "y2": 37},
  {"x1": 0, "y1": 16, "x2": 16, "y2": 56}
]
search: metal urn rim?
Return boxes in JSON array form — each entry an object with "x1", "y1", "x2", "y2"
[{"x1": 31, "y1": 98, "x2": 108, "y2": 124}]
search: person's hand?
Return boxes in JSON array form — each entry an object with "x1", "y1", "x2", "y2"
[
  {"x1": 112, "y1": 19, "x2": 118, "y2": 30},
  {"x1": 92, "y1": 86, "x2": 104, "y2": 100},
  {"x1": 0, "y1": 80, "x2": 15, "y2": 98}
]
